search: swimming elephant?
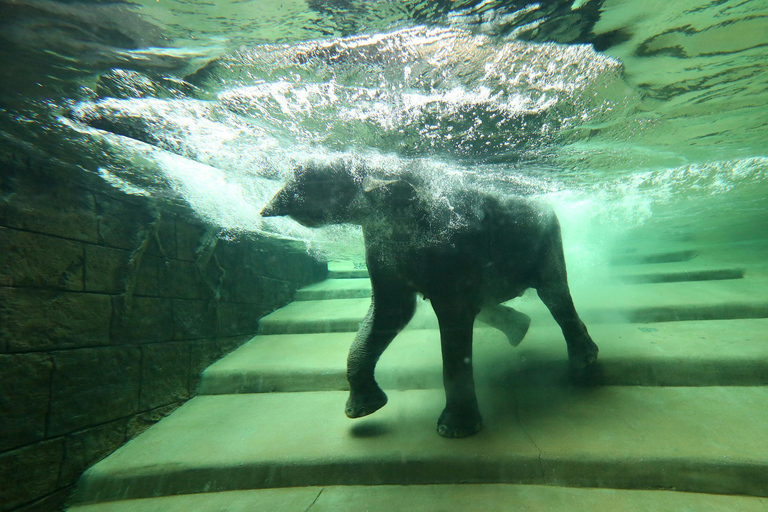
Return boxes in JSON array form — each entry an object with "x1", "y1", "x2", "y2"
[{"x1": 261, "y1": 161, "x2": 598, "y2": 438}]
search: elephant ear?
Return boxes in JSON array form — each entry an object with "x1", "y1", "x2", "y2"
[{"x1": 362, "y1": 176, "x2": 417, "y2": 209}]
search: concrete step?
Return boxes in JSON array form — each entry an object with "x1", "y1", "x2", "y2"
[
  {"x1": 295, "y1": 278, "x2": 372, "y2": 301},
  {"x1": 201, "y1": 319, "x2": 768, "y2": 394},
  {"x1": 324, "y1": 241, "x2": 768, "y2": 281},
  {"x1": 608, "y1": 249, "x2": 700, "y2": 265},
  {"x1": 258, "y1": 297, "x2": 370, "y2": 334},
  {"x1": 261, "y1": 278, "x2": 768, "y2": 335},
  {"x1": 612, "y1": 248, "x2": 765, "y2": 282},
  {"x1": 71, "y1": 386, "x2": 768, "y2": 504},
  {"x1": 324, "y1": 249, "x2": 706, "y2": 279},
  {"x1": 617, "y1": 267, "x2": 744, "y2": 284},
  {"x1": 327, "y1": 261, "x2": 368, "y2": 279},
  {"x1": 68, "y1": 483, "x2": 768, "y2": 512},
  {"x1": 296, "y1": 265, "x2": 748, "y2": 301},
  {"x1": 325, "y1": 255, "x2": 717, "y2": 280},
  {"x1": 609, "y1": 241, "x2": 768, "y2": 272},
  {"x1": 607, "y1": 244, "x2": 758, "y2": 280}
]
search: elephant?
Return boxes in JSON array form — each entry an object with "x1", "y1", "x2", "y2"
[{"x1": 261, "y1": 161, "x2": 598, "y2": 438}]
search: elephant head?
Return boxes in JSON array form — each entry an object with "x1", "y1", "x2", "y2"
[{"x1": 261, "y1": 162, "x2": 418, "y2": 228}]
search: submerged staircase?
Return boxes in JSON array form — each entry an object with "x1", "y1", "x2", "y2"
[{"x1": 69, "y1": 242, "x2": 768, "y2": 511}]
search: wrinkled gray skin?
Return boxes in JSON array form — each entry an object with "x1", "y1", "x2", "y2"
[{"x1": 261, "y1": 162, "x2": 598, "y2": 438}]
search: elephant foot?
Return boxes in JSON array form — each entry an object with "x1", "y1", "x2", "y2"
[
  {"x1": 437, "y1": 407, "x2": 483, "y2": 438},
  {"x1": 569, "y1": 359, "x2": 603, "y2": 386},
  {"x1": 502, "y1": 312, "x2": 531, "y2": 347},
  {"x1": 346, "y1": 386, "x2": 388, "y2": 418},
  {"x1": 567, "y1": 336, "x2": 599, "y2": 369}
]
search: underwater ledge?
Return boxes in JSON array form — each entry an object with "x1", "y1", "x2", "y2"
[{"x1": 70, "y1": 387, "x2": 768, "y2": 504}]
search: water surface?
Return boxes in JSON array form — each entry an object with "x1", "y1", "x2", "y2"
[{"x1": 2, "y1": 0, "x2": 767, "y2": 262}]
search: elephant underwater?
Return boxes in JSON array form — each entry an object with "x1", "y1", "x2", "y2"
[{"x1": 261, "y1": 161, "x2": 599, "y2": 438}]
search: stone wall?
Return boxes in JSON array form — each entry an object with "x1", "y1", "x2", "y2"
[{"x1": 0, "y1": 152, "x2": 327, "y2": 511}]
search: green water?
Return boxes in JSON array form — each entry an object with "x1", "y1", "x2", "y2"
[
  {"x1": 3, "y1": 2, "x2": 768, "y2": 509},
  {"x1": 1, "y1": 0, "x2": 767, "y2": 261}
]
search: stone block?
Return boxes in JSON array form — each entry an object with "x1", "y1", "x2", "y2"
[
  {"x1": 247, "y1": 247, "x2": 271, "y2": 275},
  {"x1": 59, "y1": 420, "x2": 127, "y2": 486},
  {"x1": 173, "y1": 299, "x2": 218, "y2": 340},
  {"x1": 216, "y1": 269, "x2": 239, "y2": 303},
  {"x1": 257, "y1": 243, "x2": 316, "y2": 282},
  {"x1": 111, "y1": 296, "x2": 174, "y2": 344},
  {"x1": 216, "y1": 335, "x2": 251, "y2": 358},
  {"x1": 214, "y1": 238, "x2": 248, "y2": 269},
  {"x1": 48, "y1": 346, "x2": 141, "y2": 436},
  {"x1": 0, "y1": 191, "x2": 8, "y2": 227},
  {"x1": 0, "y1": 288, "x2": 111, "y2": 352},
  {"x1": 214, "y1": 236, "x2": 327, "y2": 295},
  {"x1": 260, "y1": 277, "x2": 295, "y2": 305},
  {"x1": 303, "y1": 255, "x2": 327, "y2": 283},
  {"x1": 11, "y1": 488, "x2": 70, "y2": 512},
  {"x1": 253, "y1": 276, "x2": 278, "y2": 304},
  {"x1": 188, "y1": 338, "x2": 223, "y2": 393},
  {"x1": 0, "y1": 353, "x2": 52, "y2": 452},
  {"x1": 202, "y1": 255, "x2": 226, "y2": 297},
  {"x1": 126, "y1": 402, "x2": 180, "y2": 440},
  {"x1": 140, "y1": 342, "x2": 190, "y2": 410},
  {"x1": 218, "y1": 268, "x2": 263, "y2": 304},
  {"x1": 263, "y1": 246, "x2": 306, "y2": 280},
  {"x1": 2, "y1": 182, "x2": 99, "y2": 243},
  {"x1": 175, "y1": 217, "x2": 208, "y2": 262},
  {"x1": 144, "y1": 213, "x2": 176, "y2": 260},
  {"x1": 0, "y1": 227, "x2": 84, "y2": 290},
  {"x1": 217, "y1": 303, "x2": 263, "y2": 337},
  {"x1": 274, "y1": 251, "x2": 305, "y2": 281},
  {"x1": 95, "y1": 195, "x2": 154, "y2": 250},
  {"x1": 291, "y1": 251, "x2": 327, "y2": 284},
  {"x1": 84, "y1": 244, "x2": 129, "y2": 294},
  {"x1": 135, "y1": 254, "x2": 162, "y2": 296},
  {"x1": 159, "y1": 259, "x2": 207, "y2": 300},
  {"x1": 0, "y1": 440, "x2": 64, "y2": 510},
  {"x1": 302, "y1": 255, "x2": 329, "y2": 284}
]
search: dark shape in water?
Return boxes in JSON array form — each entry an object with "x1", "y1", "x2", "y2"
[{"x1": 262, "y1": 161, "x2": 599, "y2": 438}]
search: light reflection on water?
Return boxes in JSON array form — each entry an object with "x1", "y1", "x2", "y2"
[{"x1": 1, "y1": 0, "x2": 767, "y2": 260}]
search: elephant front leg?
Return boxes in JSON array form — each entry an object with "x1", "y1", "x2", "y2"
[
  {"x1": 346, "y1": 287, "x2": 416, "y2": 418},
  {"x1": 433, "y1": 300, "x2": 482, "y2": 438}
]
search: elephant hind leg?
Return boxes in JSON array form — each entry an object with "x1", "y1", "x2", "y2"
[
  {"x1": 535, "y1": 221, "x2": 598, "y2": 369},
  {"x1": 537, "y1": 280, "x2": 598, "y2": 369},
  {"x1": 476, "y1": 304, "x2": 531, "y2": 347}
]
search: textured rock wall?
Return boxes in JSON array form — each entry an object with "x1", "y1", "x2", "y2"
[{"x1": 0, "y1": 150, "x2": 327, "y2": 511}]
